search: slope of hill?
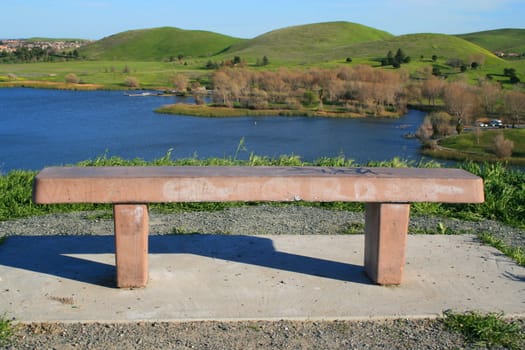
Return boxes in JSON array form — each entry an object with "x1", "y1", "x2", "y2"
[
  {"x1": 220, "y1": 21, "x2": 393, "y2": 63},
  {"x1": 75, "y1": 23, "x2": 513, "y2": 67},
  {"x1": 79, "y1": 27, "x2": 244, "y2": 60},
  {"x1": 342, "y1": 33, "x2": 503, "y2": 65},
  {"x1": 458, "y1": 29, "x2": 525, "y2": 54}
]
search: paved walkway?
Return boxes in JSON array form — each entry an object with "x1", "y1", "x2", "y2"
[{"x1": 0, "y1": 234, "x2": 524, "y2": 322}]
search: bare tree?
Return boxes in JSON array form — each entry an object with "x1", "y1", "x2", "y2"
[
  {"x1": 504, "y1": 90, "x2": 525, "y2": 127},
  {"x1": 422, "y1": 77, "x2": 444, "y2": 105},
  {"x1": 479, "y1": 80, "x2": 501, "y2": 114},
  {"x1": 443, "y1": 81, "x2": 478, "y2": 125},
  {"x1": 211, "y1": 70, "x2": 232, "y2": 106},
  {"x1": 430, "y1": 112, "x2": 455, "y2": 137},
  {"x1": 492, "y1": 133, "x2": 514, "y2": 158},
  {"x1": 171, "y1": 73, "x2": 188, "y2": 94}
]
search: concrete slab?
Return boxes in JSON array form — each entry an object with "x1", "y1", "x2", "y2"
[{"x1": 0, "y1": 234, "x2": 524, "y2": 323}]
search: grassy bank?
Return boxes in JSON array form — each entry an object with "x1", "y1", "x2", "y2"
[
  {"x1": 0, "y1": 60, "x2": 206, "y2": 90},
  {"x1": 422, "y1": 128, "x2": 525, "y2": 165},
  {"x1": 155, "y1": 103, "x2": 388, "y2": 118},
  {"x1": 1, "y1": 155, "x2": 524, "y2": 229}
]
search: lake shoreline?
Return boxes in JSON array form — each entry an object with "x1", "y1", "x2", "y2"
[
  {"x1": 0, "y1": 88, "x2": 426, "y2": 172},
  {"x1": 155, "y1": 103, "x2": 401, "y2": 119}
]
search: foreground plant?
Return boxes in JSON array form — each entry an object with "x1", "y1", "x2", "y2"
[
  {"x1": 0, "y1": 315, "x2": 14, "y2": 346},
  {"x1": 478, "y1": 232, "x2": 525, "y2": 266},
  {"x1": 443, "y1": 310, "x2": 524, "y2": 349}
]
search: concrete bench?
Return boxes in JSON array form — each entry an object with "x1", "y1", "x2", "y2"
[{"x1": 33, "y1": 166, "x2": 484, "y2": 288}]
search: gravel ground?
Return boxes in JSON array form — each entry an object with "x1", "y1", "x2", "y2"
[{"x1": 1, "y1": 205, "x2": 524, "y2": 349}]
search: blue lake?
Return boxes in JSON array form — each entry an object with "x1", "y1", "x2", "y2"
[{"x1": 1, "y1": 88, "x2": 429, "y2": 172}]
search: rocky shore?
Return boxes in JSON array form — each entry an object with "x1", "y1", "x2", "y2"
[{"x1": 1, "y1": 205, "x2": 524, "y2": 349}]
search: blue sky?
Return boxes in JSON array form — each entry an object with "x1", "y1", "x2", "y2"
[{"x1": 2, "y1": 0, "x2": 524, "y2": 39}]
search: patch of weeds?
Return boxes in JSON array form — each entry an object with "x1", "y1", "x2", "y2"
[
  {"x1": 443, "y1": 310, "x2": 524, "y2": 349},
  {"x1": 247, "y1": 323, "x2": 261, "y2": 332},
  {"x1": 478, "y1": 232, "x2": 525, "y2": 266},
  {"x1": 171, "y1": 227, "x2": 188, "y2": 235},
  {"x1": 0, "y1": 315, "x2": 14, "y2": 346},
  {"x1": 86, "y1": 210, "x2": 113, "y2": 220},
  {"x1": 170, "y1": 227, "x2": 202, "y2": 235},
  {"x1": 338, "y1": 222, "x2": 364, "y2": 234},
  {"x1": 409, "y1": 222, "x2": 470, "y2": 235},
  {"x1": 409, "y1": 227, "x2": 435, "y2": 235},
  {"x1": 436, "y1": 222, "x2": 454, "y2": 235},
  {"x1": 0, "y1": 235, "x2": 6, "y2": 245}
]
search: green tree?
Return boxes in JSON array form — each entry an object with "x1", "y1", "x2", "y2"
[
  {"x1": 302, "y1": 90, "x2": 318, "y2": 106},
  {"x1": 395, "y1": 48, "x2": 406, "y2": 63},
  {"x1": 386, "y1": 50, "x2": 394, "y2": 65}
]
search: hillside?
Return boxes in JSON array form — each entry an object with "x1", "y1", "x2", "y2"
[
  {"x1": 217, "y1": 21, "x2": 394, "y2": 63},
  {"x1": 458, "y1": 29, "x2": 525, "y2": 54},
  {"x1": 342, "y1": 33, "x2": 504, "y2": 65},
  {"x1": 79, "y1": 27, "x2": 244, "y2": 60},
  {"x1": 76, "y1": 23, "x2": 506, "y2": 66}
]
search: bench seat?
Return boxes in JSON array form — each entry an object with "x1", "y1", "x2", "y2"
[{"x1": 33, "y1": 166, "x2": 484, "y2": 288}]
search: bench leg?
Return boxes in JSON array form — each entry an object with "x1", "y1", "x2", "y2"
[
  {"x1": 114, "y1": 204, "x2": 149, "y2": 288},
  {"x1": 364, "y1": 203, "x2": 410, "y2": 285}
]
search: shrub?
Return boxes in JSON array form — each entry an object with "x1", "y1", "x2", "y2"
[
  {"x1": 0, "y1": 315, "x2": 13, "y2": 346},
  {"x1": 125, "y1": 77, "x2": 139, "y2": 88},
  {"x1": 492, "y1": 133, "x2": 514, "y2": 158},
  {"x1": 64, "y1": 73, "x2": 80, "y2": 84},
  {"x1": 430, "y1": 112, "x2": 454, "y2": 137},
  {"x1": 192, "y1": 91, "x2": 206, "y2": 105}
]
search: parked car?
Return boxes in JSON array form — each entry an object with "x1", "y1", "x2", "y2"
[{"x1": 489, "y1": 119, "x2": 504, "y2": 128}]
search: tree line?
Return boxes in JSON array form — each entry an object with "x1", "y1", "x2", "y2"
[
  {"x1": 0, "y1": 47, "x2": 80, "y2": 63},
  {"x1": 179, "y1": 65, "x2": 523, "y2": 121},
  {"x1": 205, "y1": 66, "x2": 409, "y2": 116}
]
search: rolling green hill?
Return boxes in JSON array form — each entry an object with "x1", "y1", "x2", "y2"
[
  {"x1": 79, "y1": 27, "x2": 244, "y2": 60},
  {"x1": 342, "y1": 33, "x2": 504, "y2": 65},
  {"x1": 220, "y1": 21, "x2": 394, "y2": 63},
  {"x1": 75, "y1": 23, "x2": 512, "y2": 66},
  {"x1": 458, "y1": 29, "x2": 525, "y2": 54}
]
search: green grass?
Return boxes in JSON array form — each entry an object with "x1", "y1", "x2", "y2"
[
  {"x1": 79, "y1": 27, "x2": 244, "y2": 61},
  {"x1": 432, "y1": 129, "x2": 525, "y2": 165},
  {"x1": 342, "y1": 33, "x2": 503, "y2": 65},
  {"x1": 458, "y1": 29, "x2": 525, "y2": 54},
  {"x1": 478, "y1": 232, "x2": 525, "y2": 266},
  {"x1": 220, "y1": 21, "x2": 393, "y2": 64},
  {"x1": 0, "y1": 60, "x2": 208, "y2": 89},
  {"x1": 443, "y1": 310, "x2": 524, "y2": 349},
  {"x1": 0, "y1": 315, "x2": 14, "y2": 346},
  {"x1": 2, "y1": 154, "x2": 525, "y2": 230}
]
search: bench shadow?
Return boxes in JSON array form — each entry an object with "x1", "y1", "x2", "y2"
[{"x1": 0, "y1": 234, "x2": 370, "y2": 288}]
